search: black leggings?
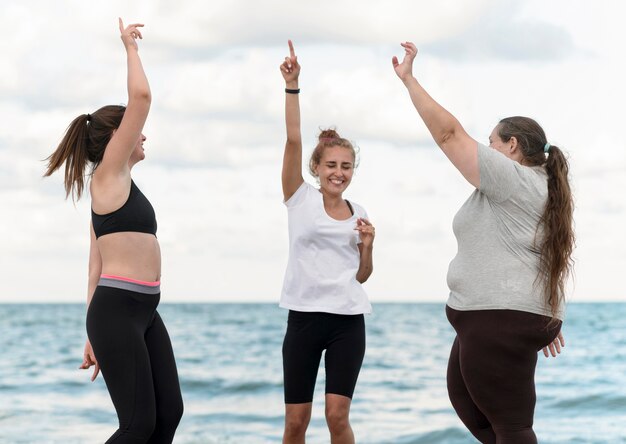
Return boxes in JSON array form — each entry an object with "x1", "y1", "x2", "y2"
[
  {"x1": 86, "y1": 277, "x2": 183, "y2": 443},
  {"x1": 282, "y1": 310, "x2": 366, "y2": 404},
  {"x1": 446, "y1": 305, "x2": 561, "y2": 444}
]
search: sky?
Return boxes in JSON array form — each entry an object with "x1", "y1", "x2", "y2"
[{"x1": 0, "y1": 0, "x2": 624, "y2": 303}]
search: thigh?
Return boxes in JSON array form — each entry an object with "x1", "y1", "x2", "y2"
[
  {"x1": 457, "y1": 311, "x2": 544, "y2": 430},
  {"x1": 86, "y1": 287, "x2": 157, "y2": 429},
  {"x1": 145, "y1": 312, "x2": 183, "y2": 410},
  {"x1": 447, "y1": 336, "x2": 496, "y2": 443},
  {"x1": 144, "y1": 311, "x2": 183, "y2": 443},
  {"x1": 324, "y1": 314, "x2": 365, "y2": 399},
  {"x1": 282, "y1": 311, "x2": 325, "y2": 404}
]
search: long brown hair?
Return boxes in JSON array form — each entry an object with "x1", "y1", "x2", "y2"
[
  {"x1": 308, "y1": 128, "x2": 359, "y2": 177},
  {"x1": 44, "y1": 105, "x2": 126, "y2": 200},
  {"x1": 497, "y1": 116, "x2": 575, "y2": 320}
]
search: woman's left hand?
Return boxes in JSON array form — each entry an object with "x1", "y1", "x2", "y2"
[
  {"x1": 542, "y1": 331, "x2": 565, "y2": 357},
  {"x1": 392, "y1": 41, "x2": 418, "y2": 82},
  {"x1": 355, "y1": 218, "x2": 375, "y2": 248}
]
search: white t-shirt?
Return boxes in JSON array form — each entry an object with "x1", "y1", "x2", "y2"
[{"x1": 280, "y1": 182, "x2": 372, "y2": 315}]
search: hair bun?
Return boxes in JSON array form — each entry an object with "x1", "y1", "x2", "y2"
[{"x1": 318, "y1": 129, "x2": 340, "y2": 141}]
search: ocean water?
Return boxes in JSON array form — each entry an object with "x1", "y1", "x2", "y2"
[{"x1": 0, "y1": 303, "x2": 625, "y2": 444}]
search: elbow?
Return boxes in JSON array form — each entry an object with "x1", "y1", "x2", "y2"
[
  {"x1": 434, "y1": 118, "x2": 463, "y2": 148},
  {"x1": 356, "y1": 268, "x2": 373, "y2": 284},
  {"x1": 130, "y1": 89, "x2": 152, "y2": 105},
  {"x1": 286, "y1": 135, "x2": 301, "y2": 146},
  {"x1": 88, "y1": 262, "x2": 102, "y2": 285},
  {"x1": 88, "y1": 270, "x2": 101, "y2": 286},
  {"x1": 436, "y1": 129, "x2": 452, "y2": 147}
]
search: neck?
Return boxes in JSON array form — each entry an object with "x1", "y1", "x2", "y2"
[{"x1": 319, "y1": 187, "x2": 344, "y2": 206}]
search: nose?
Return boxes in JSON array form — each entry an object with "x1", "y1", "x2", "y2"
[{"x1": 141, "y1": 134, "x2": 147, "y2": 142}]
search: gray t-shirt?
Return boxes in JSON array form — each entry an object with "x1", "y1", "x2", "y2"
[{"x1": 446, "y1": 143, "x2": 563, "y2": 319}]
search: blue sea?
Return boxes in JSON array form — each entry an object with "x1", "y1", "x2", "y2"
[{"x1": 1, "y1": 303, "x2": 625, "y2": 443}]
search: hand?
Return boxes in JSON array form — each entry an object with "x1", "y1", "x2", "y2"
[
  {"x1": 118, "y1": 17, "x2": 144, "y2": 51},
  {"x1": 355, "y1": 218, "x2": 375, "y2": 248},
  {"x1": 79, "y1": 339, "x2": 100, "y2": 381},
  {"x1": 542, "y1": 331, "x2": 565, "y2": 358},
  {"x1": 280, "y1": 39, "x2": 301, "y2": 86},
  {"x1": 392, "y1": 41, "x2": 418, "y2": 82}
]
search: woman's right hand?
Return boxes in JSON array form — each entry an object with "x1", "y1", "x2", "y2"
[
  {"x1": 80, "y1": 339, "x2": 100, "y2": 381},
  {"x1": 280, "y1": 40, "x2": 301, "y2": 86},
  {"x1": 118, "y1": 17, "x2": 144, "y2": 52}
]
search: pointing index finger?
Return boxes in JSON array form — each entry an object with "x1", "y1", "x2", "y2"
[
  {"x1": 118, "y1": 17, "x2": 124, "y2": 33},
  {"x1": 288, "y1": 39, "x2": 296, "y2": 58}
]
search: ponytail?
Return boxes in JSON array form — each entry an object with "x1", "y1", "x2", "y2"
[
  {"x1": 497, "y1": 116, "x2": 575, "y2": 321},
  {"x1": 44, "y1": 105, "x2": 126, "y2": 201},
  {"x1": 44, "y1": 114, "x2": 91, "y2": 201},
  {"x1": 539, "y1": 145, "x2": 575, "y2": 320}
]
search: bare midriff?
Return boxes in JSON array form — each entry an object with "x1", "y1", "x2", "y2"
[{"x1": 98, "y1": 232, "x2": 161, "y2": 282}]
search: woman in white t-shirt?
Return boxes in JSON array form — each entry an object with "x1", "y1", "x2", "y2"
[
  {"x1": 392, "y1": 42, "x2": 574, "y2": 443},
  {"x1": 279, "y1": 40, "x2": 375, "y2": 444}
]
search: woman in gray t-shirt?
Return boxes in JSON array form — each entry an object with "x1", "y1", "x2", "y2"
[{"x1": 392, "y1": 42, "x2": 575, "y2": 443}]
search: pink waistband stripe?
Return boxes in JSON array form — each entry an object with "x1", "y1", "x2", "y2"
[{"x1": 100, "y1": 274, "x2": 161, "y2": 287}]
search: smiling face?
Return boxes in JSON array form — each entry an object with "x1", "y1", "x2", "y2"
[{"x1": 314, "y1": 145, "x2": 355, "y2": 196}]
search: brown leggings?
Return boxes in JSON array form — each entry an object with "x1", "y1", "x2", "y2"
[{"x1": 446, "y1": 306, "x2": 561, "y2": 444}]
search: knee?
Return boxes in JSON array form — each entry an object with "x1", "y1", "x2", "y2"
[
  {"x1": 284, "y1": 414, "x2": 310, "y2": 439},
  {"x1": 325, "y1": 407, "x2": 350, "y2": 435},
  {"x1": 128, "y1": 411, "x2": 157, "y2": 441},
  {"x1": 157, "y1": 398, "x2": 183, "y2": 432},
  {"x1": 493, "y1": 424, "x2": 537, "y2": 444}
]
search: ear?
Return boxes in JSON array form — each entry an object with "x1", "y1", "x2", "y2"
[
  {"x1": 509, "y1": 136, "x2": 519, "y2": 153},
  {"x1": 312, "y1": 162, "x2": 320, "y2": 178}
]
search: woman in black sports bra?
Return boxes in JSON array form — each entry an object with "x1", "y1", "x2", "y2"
[{"x1": 45, "y1": 19, "x2": 183, "y2": 443}]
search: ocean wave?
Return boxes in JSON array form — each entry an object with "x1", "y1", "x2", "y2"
[
  {"x1": 180, "y1": 378, "x2": 282, "y2": 395},
  {"x1": 390, "y1": 427, "x2": 470, "y2": 444},
  {"x1": 551, "y1": 393, "x2": 626, "y2": 411}
]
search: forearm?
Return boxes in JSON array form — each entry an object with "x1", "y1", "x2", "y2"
[
  {"x1": 126, "y1": 48, "x2": 151, "y2": 103},
  {"x1": 285, "y1": 80, "x2": 301, "y2": 144},
  {"x1": 282, "y1": 80, "x2": 303, "y2": 196},
  {"x1": 402, "y1": 76, "x2": 462, "y2": 147},
  {"x1": 356, "y1": 245, "x2": 374, "y2": 283}
]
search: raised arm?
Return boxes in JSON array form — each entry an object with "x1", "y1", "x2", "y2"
[
  {"x1": 280, "y1": 40, "x2": 304, "y2": 201},
  {"x1": 97, "y1": 18, "x2": 151, "y2": 177},
  {"x1": 393, "y1": 42, "x2": 479, "y2": 188}
]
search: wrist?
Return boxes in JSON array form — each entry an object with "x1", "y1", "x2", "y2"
[
  {"x1": 402, "y1": 75, "x2": 417, "y2": 86},
  {"x1": 285, "y1": 81, "x2": 299, "y2": 89}
]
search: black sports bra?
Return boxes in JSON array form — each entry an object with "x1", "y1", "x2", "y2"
[{"x1": 91, "y1": 180, "x2": 157, "y2": 239}]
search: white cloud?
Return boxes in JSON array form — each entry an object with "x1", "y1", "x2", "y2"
[{"x1": 1, "y1": 0, "x2": 625, "y2": 302}]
